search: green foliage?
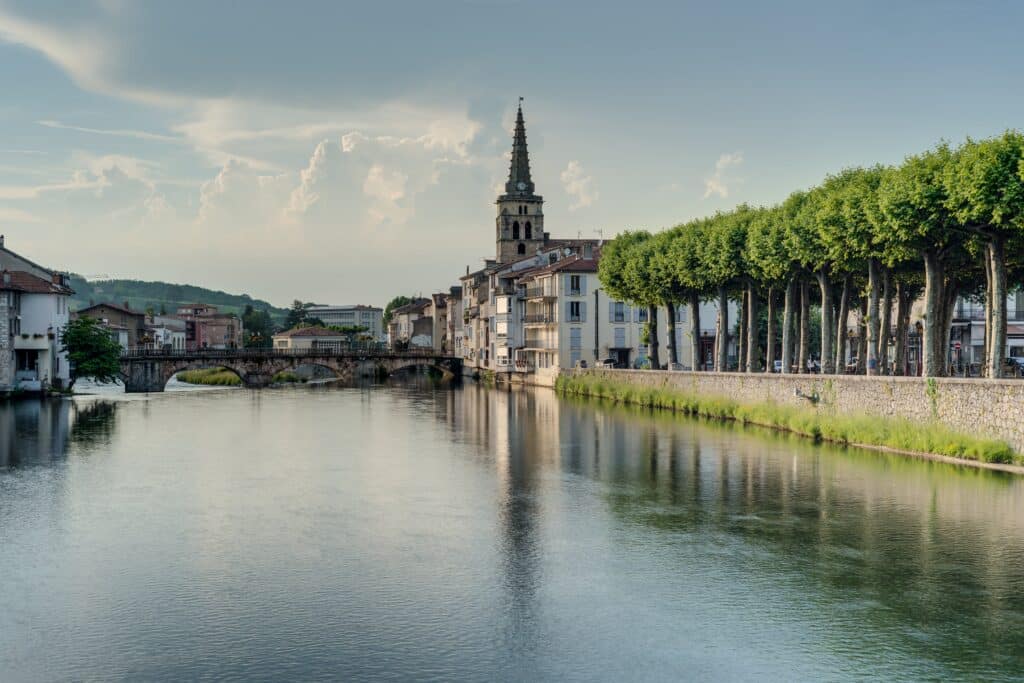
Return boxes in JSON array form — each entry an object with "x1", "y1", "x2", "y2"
[
  {"x1": 242, "y1": 304, "x2": 276, "y2": 348},
  {"x1": 176, "y1": 368, "x2": 241, "y2": 386},
  {"x1": 383, "y1": 295, "x2": 414, "y2": 324},
  {"x1": 556, "y1": 374, "x2": 1017, "y2": 465},
  {"x1": 60, "y1": 317, "x2": 122, "y2": 388},
  {"x1": 271, "y1": 371, "x2": 304, "y2": 384},
  {"x1": 67, "y1": 275, "x2": 286, "y2": 321}
]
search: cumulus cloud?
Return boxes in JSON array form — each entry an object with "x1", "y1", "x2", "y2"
[
  {"x1": 703, "y1": 152, "x2": 743, "y2": 199},
  {"x1": 560, "y1": 160, "x2": 598, "y2": 210}
]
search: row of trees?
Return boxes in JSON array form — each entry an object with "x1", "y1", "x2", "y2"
[{"x1": 599, "y1": 132, "x2": 1024, "y2": 378}]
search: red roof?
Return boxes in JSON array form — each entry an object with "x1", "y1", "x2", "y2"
[
  {"x1": 76, "y1": 301, "x2": 144, "y2": 316},
  {"x1": 1, "y1": 270, "x2": 74, "y2": 295}
]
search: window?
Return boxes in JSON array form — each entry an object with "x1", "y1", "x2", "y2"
[
  {"x1": 496, "y1": 321, "x2": 508, "y2": 336},
  {"x1": 569, "y1": 301, "x2": 582, "y2": 322},
  {"x1": 525, "y1": 221, "x2": 532, "y2": 239},
  {"x1": 495, "y1": 296, "x2": 509, "y2": 314},
  {"x1": 517, "y1": 243, "x2": 526, "y2": 255},
  {"x1": 612, "y1": 301, "x2": 626, "y2": 323},
  {"x1": 638, "y1": 308, "x2": 648, "y2": 323},
  {"x1": 569, "y1": 275, "x2": 581, "y2": 296},
  {"x1": 569, "y1": 327, "x2": 582, "y2": 350},
  {"x1": 512, "y1": 221, "x2": 520, "y2": 239}
]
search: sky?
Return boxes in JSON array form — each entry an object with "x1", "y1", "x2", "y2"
[{"x1": 1, "y1": 1, "x2": 1024, "y2": 308}]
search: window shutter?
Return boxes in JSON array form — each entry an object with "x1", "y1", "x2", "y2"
[
  {"x1": 580, "y1": 301, "x2": 587, "y2": 322},
  {"x1": 632, "y1": 306, "x2": 639, "y2": 323},
  {"x1": 609, "y1": 301, "x2": 614, "y2": 319},
  {"x1": 581, "y1": 275, "x2": 587, "y2": 296},
  {"x1": 566, "y1": 301, "x2": 572, "y2": 321}
]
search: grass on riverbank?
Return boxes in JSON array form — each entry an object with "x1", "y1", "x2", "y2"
[
  {"x1": 555, "y1": 374, "x2": 1018, "y2": 465},
  {"x1": 176, "y1": 368, "x2": 306, "y2": 386},
  {"x1": 176, "y1": 368, "x2": 241, "y2": 386}
]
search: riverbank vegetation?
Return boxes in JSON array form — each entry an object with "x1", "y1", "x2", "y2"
[
  {"x1": 555, "y1": 374, "x2": 1017, "y2": 465},
  {"x1": 176, "y1": 368, "x2": 307, "y2": 386},
  {"x1": 598, "y1": 132, "x2": 1024, "y2": 378}
]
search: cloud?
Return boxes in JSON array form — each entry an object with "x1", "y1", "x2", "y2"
[
  {"x1": 37, "y1": 119, "x2": 181, "y2": 143},
  {"x1": 703, "y1": 152, "x2": 743, "y2": 199},
  {"x1": 560, "y1": 160, "x2": 598, "y2": 210}
]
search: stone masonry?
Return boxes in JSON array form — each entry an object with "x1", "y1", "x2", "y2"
[{"x1": 576, "y1": 368, "x2": 1024, "y2": 453}]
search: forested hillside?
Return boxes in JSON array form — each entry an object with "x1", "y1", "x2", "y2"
[{"x1": 67, "y1": 275, "x2": 287, "y2": 321}]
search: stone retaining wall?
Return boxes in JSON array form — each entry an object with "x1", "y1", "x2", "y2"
[{"x1": 572, "y1": 368, "x2": 1024, "y2": 452}]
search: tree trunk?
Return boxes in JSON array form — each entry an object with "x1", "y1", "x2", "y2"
[
  {"x1": 798, "y1": 278, "x2": 810, "y2": 374},
  {"x1": 834, "y1": 276, "x2": 851, "y2": 374},
  {"x1": 665, "y1": 301, "x2": 678, "y2": 366},
  {"x1": 988, "y1": 237, "x2": 1007, "y2": 379},
  {"x1": 984, "y1": 253, "x2": 992, "y2": 376},
  {"x1": 878, "y1": 267, "x2": 892, "y2": 375},
  {"x1": 817, "y1": 271, "x2": 834, "y2": 374},
  {"x1": 894, "y1": 281, "x2": 910, "y2": 376},
  {"x1": 647, "y1": 305, "x2": 660, "y2": 370},
  {"x1": 737, "y1": 289, "x2": 747, "y2": 373},
  {"x1": 922, "y1": 250, "x2": 943, "y2": 377},
  {"x1": 746, "y1": 286, "x2": 760, "y2": 372},
  {"x1": 782, "y1": 278, "x2": 796, "y2": 374},
  {"x1": 857, "y1": 298, "x2": 868, "y2": 374},
  {"x1": 764, "y1": 287, "x2": 776, "y2": 373},
  {"x1": 866, "y1": 258, "x2": 880, "y2": 375},
  {"x1": 940, "y1": 278, "x2": 959, "y2": 378},
  {"x1": 689, "y1": 292, "x2": 701, "y2": 371},
  {"x1": 716, "y1": 287, "x2": 729, "y2": 372}
]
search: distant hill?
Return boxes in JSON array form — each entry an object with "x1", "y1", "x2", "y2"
[{"x1": 67, "y1": 275, "x2": 288, "y2": 322}]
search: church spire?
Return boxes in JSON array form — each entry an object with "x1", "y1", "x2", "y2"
[{"x1": 505, "y1": 98, "x2": 535, "y2": 196}]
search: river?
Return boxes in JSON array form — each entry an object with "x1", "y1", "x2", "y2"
[{"x1": 1, "y1": 380, "x2": 1023, "y2": 681}]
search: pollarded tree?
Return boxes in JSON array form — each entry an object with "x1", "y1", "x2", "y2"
[
  {"x1": 598, "y1": 230, "x2": 662, "y2": 367},
  {"x1": 817, "y1": 167, "x2": 888, "y2": 374},
  {"x1": 698, "y1": 208, "x2": 751, "y2": 371},
  {"x1": 746, "y1": 205, "x2": 796, "y2": 373},
  {"x1": 944, "y1": 132, "x2": 1024, "y2": 377},
  {"x1": 661, "y1": 220, "x2": 714, "y2": 370},
  {"x1": 876, "y1": 145, "x2": 965, "y2": 377},
  {"x1": 780, "y1": 191, "x2": 826, "y2": 374}
]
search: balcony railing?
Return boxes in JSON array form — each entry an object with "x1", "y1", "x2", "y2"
[
  {"x1": 524, "y1": 287, "x2": 555, "y2": 299},
  {"x1": 524, "y1": 313, "x2": 555, "y2": 324},
  {"x1": 523, "y1": 338, "x2": 556, "y2": 350}
]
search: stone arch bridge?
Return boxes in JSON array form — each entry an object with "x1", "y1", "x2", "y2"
[{"x1": 120, "y1": 348, "x2": 462, "y2": 393}]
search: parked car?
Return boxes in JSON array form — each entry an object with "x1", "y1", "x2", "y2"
[
  {"x1": 574, "y1": 359, "x2": 588, "y2": 370},
  {"x1": 667, "y1": 362, "x2": 685, "y2": 371},
  {"x1": 597, "y1": 358, "x2": 617, "y2": 369},
  {"x1": 773, "y1": 360, "x2": 783, "y2": 373}
]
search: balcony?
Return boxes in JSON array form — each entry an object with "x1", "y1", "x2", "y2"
[
  {"x1": 524, "y1": 338, "x2": 556, "y2": 350},
  {"x1": 524, "y1": 313, "x2": 555, "y2": 325},
  {"x1": 524, "y1": 287, "x2": 555, "y2": 300}
]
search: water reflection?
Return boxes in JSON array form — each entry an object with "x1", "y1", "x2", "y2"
[
  {"x1": 441, "y1": 385, "x2": 1024, "y2": 678},
  {"x1": 0, "y1": 399, "x2": 117, "y2": 468}
]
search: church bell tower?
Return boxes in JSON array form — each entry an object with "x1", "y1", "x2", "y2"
[{"x1": 496, "y1": 101, "x2": 545, "y2": 263}]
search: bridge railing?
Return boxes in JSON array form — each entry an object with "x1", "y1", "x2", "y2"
[{"x1": 121, "y1": 344, "x2": 451, "y2": 359}]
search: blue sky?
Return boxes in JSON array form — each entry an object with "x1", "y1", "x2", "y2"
[{"x1": 1, "y1": 0, "x2": 1023, "y2": 306}]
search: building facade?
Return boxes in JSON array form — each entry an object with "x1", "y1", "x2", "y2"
[
  {"x1": 75, "y1": 302, "x2": 146, "y2": 348},
  {"x1": 304, "y1": 304, "x2": 385, "y2": 341},
  {"x1": 454, "y1": 105, "x2": 734, "y2": 385},
  {"x1": 0, "y1": 238, "x2": 74, "y2": 392},
  {"x1": 175, "y1": 304, "x2": 243, "y2": 350}
]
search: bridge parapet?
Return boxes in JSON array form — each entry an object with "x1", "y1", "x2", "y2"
[{"x1": 119, "y1": 347, "x2": 461, "y2": 392}]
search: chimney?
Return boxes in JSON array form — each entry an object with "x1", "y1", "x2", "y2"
[{"x1": 0, "y1": 234, "x2": 5, "y2": 248}]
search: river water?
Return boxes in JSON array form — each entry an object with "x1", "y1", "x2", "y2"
[{"x1": 1, "y1": 381, "x2": 1023, "y2": 681}]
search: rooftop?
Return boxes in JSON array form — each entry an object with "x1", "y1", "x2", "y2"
[
  {"x1": 0, "y1": 270, "x2": 74, "y2": 295},
  {"x1": 273, "y1": 326, "x2": 347, "y2": 339}
]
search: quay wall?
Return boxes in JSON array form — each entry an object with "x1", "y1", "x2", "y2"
[{"x1": 570, "y1": 369, "x2": 1024, "y2": 453}]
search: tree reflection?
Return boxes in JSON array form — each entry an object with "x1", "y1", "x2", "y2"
[{"x1": 0, "y1": 399, "x2": 117, "y2": 469}]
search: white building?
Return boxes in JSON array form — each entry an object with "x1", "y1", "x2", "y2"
[
  {"x1": 0, "y1": 265, "x2": 73, "y2": 392},
  {"x1": 147, "y1": 315, "x2": 186, "y2": 351},
  {"x1": 272, "y1": 326, "x2": 349, "y2": 351},
  {"x1": 304, "y1": 305, "x2": 384, "y2": 341}
]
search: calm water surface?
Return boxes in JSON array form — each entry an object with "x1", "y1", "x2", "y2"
[{"x1": 1, "y1": 381, "x2": 1023, "y2": 681}]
